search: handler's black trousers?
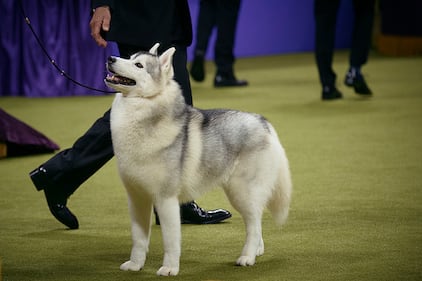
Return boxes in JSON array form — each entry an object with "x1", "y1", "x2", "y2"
[
  {"x1": 194, "y1": 0, "x2": 241, "y2": 76},
  {"x1": 314, "y1": 0, "x2": 375, "y2": 87},
  {"x1": 39, "y1": 44, "x2": 192, "y2": 197}
]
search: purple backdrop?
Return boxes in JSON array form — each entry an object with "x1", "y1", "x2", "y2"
[{"x1": 0, "y1": 0, "x2": 354, "y2": 97}]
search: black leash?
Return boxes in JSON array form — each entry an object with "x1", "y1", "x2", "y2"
[{"x1": 18, "y1": 0, "x2": 116, "y2": 94}]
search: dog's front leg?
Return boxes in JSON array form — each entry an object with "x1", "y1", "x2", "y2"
[
  {"x1": 120, "y1": 189, "x2": 153, "y2": 271},
  {"x1": 154, "y1": 196, "x2": 181, "y2": 276}
]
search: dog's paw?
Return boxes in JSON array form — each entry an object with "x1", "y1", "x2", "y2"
[
  {"x1": 156, "y1": 266, "x2": 179, "y2": 276},
  {"x1": 120, "y1": 260, "x2": 143, "y2": 271},
  {"x1": 236, "y1": 255, "x2": 256, "y2": 266}
]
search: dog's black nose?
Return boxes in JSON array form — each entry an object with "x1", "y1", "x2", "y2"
[{"x1": 107, "y1": 56, "x2": 116, "y2": 64}]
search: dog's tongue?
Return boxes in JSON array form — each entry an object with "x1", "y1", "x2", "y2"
[
  {"x1": 106, "y1": 74, "x2": 136, "y2": 85},
  {"x1": 106, "y1": 74, "x2": 120, "y2": 83}
]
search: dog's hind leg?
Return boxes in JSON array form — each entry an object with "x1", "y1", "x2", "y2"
[
  {"x1": 236, "y1": 209, "x2": 265, "y2": 266},
  {"x1": 154, "y1": 196, "x2": 181, "y2": 276},
  {"x1": 120, "y1": 187, "x2": 153, "y2": 271},
  {"x1": 224, "y1": 183, "x2": 266, "y2": 266}
]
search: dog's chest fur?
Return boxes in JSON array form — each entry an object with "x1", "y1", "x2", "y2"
[{"x1": 110, "y1": 94, "x2": 186, "y2": 192}]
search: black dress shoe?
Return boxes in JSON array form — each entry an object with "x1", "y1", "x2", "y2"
[
  {"x1": 44, "y1": 191, "x2": 79, "y2": 229},
  {"x1": 214, "y1": 74, "x2": 248, "y2": 87},
  {"x1": 190, "y1": 55, "x2": 205, "y2": 82},
  {"x1": 155, "y1": 201, "x2": 232, "y2": 225},
  {"x1": 344, "y1": 73, "x2": 372, "y2": 96},
  {"x1": 29, "y1": 166, "x2": 79, "y2": 229},
  {"x1": 321, "y1": 86, "x2": 343, "y2": 100},
  {"x1": 180, "y1": 202, "x2": 232, "y2": 224}
]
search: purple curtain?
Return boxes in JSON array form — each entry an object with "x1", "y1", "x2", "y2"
[
  {"x1": 0, "y1": 0, "x2": 117, "y2": 97},
  {"x1": 0, "y1": 0, "x2": 354, "y2": 97}
]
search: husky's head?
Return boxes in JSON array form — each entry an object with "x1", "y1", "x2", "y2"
[{"x1": 105, "y1": 43, "x2": 176, "y2": 98}]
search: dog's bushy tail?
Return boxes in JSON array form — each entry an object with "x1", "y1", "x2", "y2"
[{"x1": 267, "y1": 146, "x2": 292, "y2": 226}]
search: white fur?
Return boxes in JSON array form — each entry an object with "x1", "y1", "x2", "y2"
[{"x1": 107, "y1": 44, "x2": 292, "y2": 276}]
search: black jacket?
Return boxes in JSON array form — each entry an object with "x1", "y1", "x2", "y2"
[{"x1": 91, "y1": 0, "x2": 192, "y2": 49}]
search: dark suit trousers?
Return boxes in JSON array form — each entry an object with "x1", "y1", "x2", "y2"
[
  {"x1": 314, "y1": 0, "x2": 375, "y2": 87},
  {"x1": 194, "y1": 0, "x2": 241, "y2": 75},
  {"x1": 39, "y1": 44, "x2": 192, "y2": 197}
]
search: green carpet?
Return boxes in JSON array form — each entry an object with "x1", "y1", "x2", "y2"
[{"x1": 0, "y1": 51, "x2": 421, "y2": 281}]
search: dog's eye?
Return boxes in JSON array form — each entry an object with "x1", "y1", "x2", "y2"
[{"x1": 135, "y1": 62, "x2": 143, "y2": 68}]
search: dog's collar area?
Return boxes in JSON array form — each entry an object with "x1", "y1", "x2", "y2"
[{"x1": 106, "y1": 74, "x2": 136, "y2": 86}]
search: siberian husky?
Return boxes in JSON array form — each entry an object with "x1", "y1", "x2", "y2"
[{"x1": 106, "y1": 43, "x2": 292, "y2": 276}]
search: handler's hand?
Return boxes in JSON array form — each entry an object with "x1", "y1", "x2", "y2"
[{"x1": 90, "y1": 6, "x2": 111, "y2": 48}]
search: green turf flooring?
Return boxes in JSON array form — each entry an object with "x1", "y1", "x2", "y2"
[{"x1": 0, "y1": 51, "x2": 421, "y2": 280}]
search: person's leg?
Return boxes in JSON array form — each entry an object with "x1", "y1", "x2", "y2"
[
  {"x1": 190, "y1": 0, "x2": 217, "y2": 82},
  {"x1": 314, "y1": 0, "x2": 342, "y2": 99},
  {"x1": 172, "y1": 45, "x2": 193, "y2": 105},
  {"x1": 30, "y1": 109, "x2": 113, "y2": 229},
  {"x1": 213, "y1": 0, "x2": 247, "y2": 87},
  {"x1": 33, "y1": 109, "x2": 113, "y2": 195},
  {"x1": 344, "y1": 0, "x2": 375, "y2": 95},
  {"x1": 349, "y1": 0, "x2": 375, "y2": 70},
  {"x1": 214, "y1": 0, "x2": 239, "y2": 77},
  {"x1": 194, "y1": 0, "x2": 217, "y2": 55}
]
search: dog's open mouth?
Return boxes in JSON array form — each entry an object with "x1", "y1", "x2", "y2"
[{"x1": 106, "y1": 74, "x2": 136, "y2": 86}]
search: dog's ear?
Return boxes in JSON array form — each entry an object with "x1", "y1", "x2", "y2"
[
  {"x1": 149, "y1": 43, "x2": 160, "y2": 55},
  {"x1": 159, "y1": 47, "x2": 176, "y2": 78}
]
